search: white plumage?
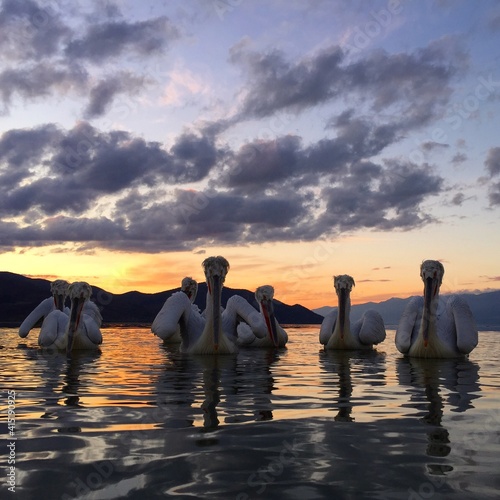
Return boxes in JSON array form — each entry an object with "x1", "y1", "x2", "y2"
[
  {"x1": 235, "y1": 285, "x2": 288, "y2": 347},
  {"x1": 65, "y1": 282, "x2": 102, "y2": 353},
  {"x1": 395, "y1": 260, "x2": 478, "y2": 358},
  {"x1": 181, "y1": 256, "x2": 237, "y2": 355},
  {"x1": 19, "y1": 279, "x2": 70, "y2": 340},
  {"x1": 319, "y1": 275, "x2": 386, "y2": 350},
  {"x1": 151, "y1": 277, "x2": 200, "y2": 343}
]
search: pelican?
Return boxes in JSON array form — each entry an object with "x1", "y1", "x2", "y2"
[
  {"x1": 235, "y1": 285, "x2": 288, "y2": 347},
  {"x1": 38, "y1": 280, "x2": 71, "y2": 349},
  {"x1": 65, "y1": 282, "x2": 103, "y2": 354},
  {"x1": 395, "y1": 260, "x2": 478, "y2": 358},
  {"x1": 151, "y1": 277, "x2": 200, "y2": 343},
  {"x1": 18, "y1": 279, "x2": 70, "y2": 339},
  {"x1": 182, "y1": 256, "x2": 237, "y2": 355},
  {"x1": 319, "y1": 275, "x2": 386, "y2": 350}
]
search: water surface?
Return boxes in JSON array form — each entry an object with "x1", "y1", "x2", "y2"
[{"x1": 1, "y1": 326, "x2": 499, "y2": 499}]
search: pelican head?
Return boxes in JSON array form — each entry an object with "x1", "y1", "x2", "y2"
[
  {"x1": 419, "y1": 260, "x2": 444, "y2": 347},
  {"x1": 66, "y1": 282, "x2": 92, "y2": 354},
  {"x1": 255, "y1": 285, "x2": 279, "y2": 347},
  {"x1": 333, "y1": 275, "x2": 355, "y2": 340},
  {"x1": 50, "y1": 279, "x2": 70, "y2": 311},
  {"x1": 181, "y1": 277, "x2": 198, "y2": 303},
  {"x1": 202, "y1": 256, "x2": 230, "y2": 349}
]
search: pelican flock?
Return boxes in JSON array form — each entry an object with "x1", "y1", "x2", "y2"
[
  {"x1": 319, "y1": 275, "x2": 386, "y2": 350},
  {"x1": 17, "y1": 258, "x2": 481, "y2": 359},
  {"x1": 395, "y1": 260, "x2": 478, "y2": 358},
  {"x1": 18, "y1": 279, "x2": 102, "y2": 353}
]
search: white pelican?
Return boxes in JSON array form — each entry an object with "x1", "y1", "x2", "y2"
[
  {"x1": 65, "y1": 282, "x2": 103, "y2": 354},
  {"x1": 235, "y1": 285, "x2": 288, "y2": 347},
  {"x1": 395, "y1": 260, "x2": 478, "y2": 358},
  {"x1": 18, "y1": 279, "x2": 70, "y2": 339},
  {"x1": 182, "y1": 256, "x2": 237, "y2": 355},
  {"x1": 151, "y1": 277, "x2": 200, "y2": 343},
  {"x1": 319, "y1": 275, "x2": 386, "y2": 350}
]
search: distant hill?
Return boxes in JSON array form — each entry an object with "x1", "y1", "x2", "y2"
[
  {"x1": 0, "y1": 271, "x2": 323, "y2": 327},
  {"x1": 314, "y1": 291, "x2": 500, "y2": 331}
]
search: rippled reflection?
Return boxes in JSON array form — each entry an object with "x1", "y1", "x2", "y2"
[
  {"x1": 397, "y1": 356, "x2": 481, "y2": 476},
  {"x1": 1, "y1": 326, "x2": 498, "y2": 499},
  {"x1": 318, "y1": 349, "x2": 386, "y2": 422}
]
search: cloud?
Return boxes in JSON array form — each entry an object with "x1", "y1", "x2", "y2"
[
  {"x1": 229, "y1": 37, "x2": 466, "y2": 130},
  {"x1": 84, "y1": 73, "x2": 146, "y2": 118},
  {"x1": 0, "y1": 115, "x2": 447, "y2": 253},
  {"x1": 0, "y1": 0, "x2": 70, "y2": 61},
  {"x1": 64, "y1": 16, "x2": 179, "y2": 62},
  {"x1": 0, "y1": 122, "x2": 219, "y2": 217},
  {"x1": 451, "y1": 152, "x2": 467, "y2": 165},
  {"x1": 485, "y1": 147, "x2": 500, "y2": 176},
  {"x1": 0, "y1": 5, "x2": 180, "y2": 116},
  {"x1": 0, "y1": 63, "x2": 88, "y2": 113},
  {"x1": 484, "y1": 147, "x2": 500, "y2": 205}
]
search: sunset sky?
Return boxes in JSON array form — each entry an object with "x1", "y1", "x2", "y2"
[{"x1": 1, "y1": 0, "x2": 500, "y2": 309}]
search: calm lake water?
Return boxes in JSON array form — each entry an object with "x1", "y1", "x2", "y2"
[{"x1": 1, "y1": 326, "x2": 499, "y2": 499}]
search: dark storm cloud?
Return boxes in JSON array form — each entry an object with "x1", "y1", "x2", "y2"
[
  {"x1": 64, "y1": 16, "x2": 179, "y2": 62},
  {"x1": 230, "y1": 38, "x2": 465, "y2": 130}
]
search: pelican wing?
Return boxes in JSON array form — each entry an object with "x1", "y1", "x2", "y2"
[
  {"x1": 81, "y1": 314, "x2": 103, "y2": 345},
  {"x1": 18, "y1": 298, "x2": 55, "y2": 338},
  {"x1": 447, "y1": 295, "x2": 478, "y2": 354},
  {"x1": 395, "y1": 296, "x2": 423, "y2": 354},
  {"x1": 38, "y1": 310, "x2": 69, "y2": 348},
  {"x1": 236, "y1": 322, "x2": 255, "y2": 345},
  {"x1": 152, "y1": 292, "x2": 192, "y2": 341},
  {"x1": 319, "y1": 310, "x2": 337, "y2": 345},
  {"x1": 83, "y1": 301, "x2": 103, "y2": 327},
  {"x1": 223, "y1": 295, "x2": 267, "y2": 338},
  {"x1": 357, "y1": 310, "x2": 386, "y2": 345}
]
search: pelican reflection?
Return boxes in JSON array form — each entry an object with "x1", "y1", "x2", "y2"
[
  {"x1": 319, "y1": 350, "x2": 386, "y2": 422},
  {"x1": 155, "y1": 346, "x2": 281, "y2": 431},
  {"x1": 397, "y1": 356, "x2": 481, "y2": 474}
]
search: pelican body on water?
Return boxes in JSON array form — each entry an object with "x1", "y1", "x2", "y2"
[
  {"x1": 18, "y1": 279, "x2": 102, "y2": 353},
  {"x1": 320, "y1": 275, "x2": 386, "y2": 350},
  {"x1": 395, "y1": 260, "x2": 478, "y2": 358}
]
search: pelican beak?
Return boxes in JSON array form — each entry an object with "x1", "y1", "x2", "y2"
[
  {"x1": 338, "y1": 288, "x2": 348, "y2": 340},
  {"x1": 211, "y1": 274, "x2": 222, "y2": 350},
  {"x1": 54, "y1": 293, "x2": 65, "y2": 312},
  {"x1": 67, "y1": 295, "x2": 85, "y2": 355},
  {"x1": 261, "y1": 298, "x2": 279, "y2": 347},
  {"x1": 422, "y1": 276, "x2": 435, "y2": 348}
]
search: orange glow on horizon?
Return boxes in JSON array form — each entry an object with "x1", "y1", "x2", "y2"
[{"x1": 1, "y1": 234, "x2": 497, "y2": 311}]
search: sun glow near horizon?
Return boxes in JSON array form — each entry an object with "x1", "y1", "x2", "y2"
[{"x1": 2, "y1": 226, "x2": 498, "y2": 310}]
